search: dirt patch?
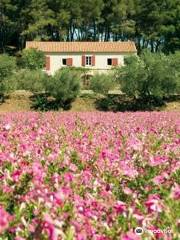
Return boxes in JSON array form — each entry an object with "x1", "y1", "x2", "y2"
[
  {"x1": 70, "y1": 97, "x2": 97, "y2": 112},
  {"x1": 0, "y1": 91, "x2": 32, "y2": 112},
  {"x1": 0, "y1": 99, "x2": 31, "y2": 112},
  {"x1": 159, "y1": 101, "x2": 180, "y2": 111},
  {"x1": 0, "y1": 91, "x2": 179, "y2": 112}
]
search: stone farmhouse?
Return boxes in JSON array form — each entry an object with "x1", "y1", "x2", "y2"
[{"x1": 26, "y1": 41, "x2": 137, "y2": 75}]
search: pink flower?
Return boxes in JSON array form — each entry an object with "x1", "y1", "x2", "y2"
[
  {"x1": 77, "y1": 233, "x2": 87, "y2": 240},
  {"x1": 153, "y1": 172, "x2": 169, "y2": 185},
  {"x1": 149, "y1": 156, "x2": 169, "y2": 166},
  {"x1": 123, "y1": 187, "x2": 133, "y2": 195},
  {"x1": 15, "y1": 237, "x2": 26, "y2": 240},
  {"x1": 43, "y1": 214, "x2": 58, "y2": 240},
  {"x1": 170, "y1": 184, "x2": 180, "y2": 200},
  {"x1": 122, "y1": 231, "x2": 141, "y2": 240},
  {"x1": 114, "y1": 201, "x2": 126, "y2": 214},
  {"x1": 69, "y1": 163, "x2": 78, "y2": 172},
  {"x1": 64, "y1": 172, "x2": 73, "y2": 182},
  {"x1": 128, "y1": 137, "x2": 143, "y2": 151},
  {"x1": 4, "y1": 124, "x2": 11, "y2": 131},
  {"x1": 82, "y1": 170, "x2": 92, "y2": 184},
  {"x1": 133, "y1": 210, "x2": 144, "y2": 223},
  {"x1": 145, "y1": 194, "x2": 163, "y2": 213},
  {"x1": 153, "y1": 175, "x2": 164, "y2": 185},
  {"x1": 44, "y1": 223, "x2": 58, "y2": 240},
  {"x1": 0, "y1": 206, "x2": 12, "y2": 234},
  {"x1": 11, "y1": 170, "x2": 22, "y2": 182},
  {"x1": 53, "y1": 191, "x2": 64, "y2": 205},
  {"x1": 95, "y1": 236, "x2": 111, "y2": 240}
]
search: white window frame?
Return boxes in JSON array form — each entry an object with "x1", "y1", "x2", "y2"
[{"x1": 85, "y1": 56, "x2": 92, "y2": 66}]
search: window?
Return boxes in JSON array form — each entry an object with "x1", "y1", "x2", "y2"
[
  {"x1": 107, "y1": 58, "x2": 112, "y2": 65},
  {"x1": 86, "y1": 56, "x2": 92, "y2": 66},
  {"x1": 62, "y1": 59, "x2": 67, "y2": 65}
]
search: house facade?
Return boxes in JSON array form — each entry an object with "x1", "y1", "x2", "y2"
[{"x1": 26, "y1": 41, "x2": 137, "y2": 75}]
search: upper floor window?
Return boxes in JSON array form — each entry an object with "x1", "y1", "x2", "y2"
[{"x1": 86, "y1": 56, "x2": 92, "y2": 66}]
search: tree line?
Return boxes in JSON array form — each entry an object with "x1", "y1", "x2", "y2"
[{"x1": 0, "y1": 0, "x2": 180, "y2": 54}]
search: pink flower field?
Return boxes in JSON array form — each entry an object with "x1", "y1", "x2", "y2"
[{"x1": 0, "y1": 112, "x2": 179, "y2": 240}]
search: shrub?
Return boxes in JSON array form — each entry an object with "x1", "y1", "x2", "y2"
[
  {"x1": 31, "y1": 94, "x2": 59, "y2": 111},
  {"x1": 0, "y1": 54, "x2": 16, "y2": 95},
  {"x1": 19, "y1": 48, "x2": 45, "y2": 70},
  {"x1": 169, "y1": 51, "x2": 180, "y2": 92},
  {"x1": 117, "y1": 51, "x2": 180, "y2": 101},
  {"x1": 46, "y1": 68, "x2": 81, "y2": 109},
  {"x1": 90, "y1": 73, "x2": 116, "y2": 95},
  {"x1": 8, "y1": 69, "x2": 48, "y2": 93}
]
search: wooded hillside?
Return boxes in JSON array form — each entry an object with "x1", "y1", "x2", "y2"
[{"x1": 0, "y1": 0, "x2": 180, "y2": 53}]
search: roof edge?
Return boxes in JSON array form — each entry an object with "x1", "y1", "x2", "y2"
[{"x1": 26, "y1": 41, "x2": 137, "y2": 53}]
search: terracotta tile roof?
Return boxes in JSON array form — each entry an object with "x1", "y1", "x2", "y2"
[{"x1": 26, "y1": 41, "x2": 137, "y2": 53}]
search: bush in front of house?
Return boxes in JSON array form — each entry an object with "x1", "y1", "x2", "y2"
[
  {"x1": 19, "y1": 48, "x2": 45, "y2": 70},
  {"x1": 8, "y1": 69, "x2": 48, "y2": 93},
  {"x1": 45, "y1": 67, "x2": 81, "y2": 109},
  {"x1": 117, "y1": 51, "x2": 180, "y2": 102},
  {"x1": 0, "y1": 54, "x2": 17, "y2": 99},
  {"x1": 90, "y1": 73, "x2": 116, "y2": 95}
]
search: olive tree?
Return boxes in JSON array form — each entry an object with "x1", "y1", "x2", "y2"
[
  {"x1": 46, "y1": 68, "x2": 81, "y2": 109},
  {"x1": 0, "y1": 54, "x2": 16, "y2": 97},
  {"x1": 117, "y1": 51, "x2": 180, "y2": 101},
  {"x1": 90, "y1": 73, "x2": 116, "y2": 95},
  {"x1": 19, "y1": 48, "x2": 45, "y2": 70},
  {"x1": 8, "y1": 69, "x2": 48, "y2": 93}
]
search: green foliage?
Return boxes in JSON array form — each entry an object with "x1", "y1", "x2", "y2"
[
  {"x1": 0, "y1": 54, "x2": 16, "y2": 95},
  {"x1": 135, "y1": 0, "x2": 180, "y2": 53},
  {"x1": 90, "y1": 73, "x2": 116, "y2": 95},
  {"x1": 169, "y1": 51, "x2": 180, "y2": 90},
  {"x1": 19, "y1": 48, "x2": 45, "y2": 70},
  {"x1": 31, "y1": 94, "x2": 49, "y2": 111},
  {"x1": 0, "y1": 54, "x2": 16, "y2": 80},
  {"x1": 46, "y1": 68, "x2": 81, "y2": 109},
  {"x1": 0, "y1": 0, "x2": 179, "y2": 53},
  {"x1": 117, "y1": 51, "x2": 180, "y2": 100},
  {"x1": 0, "y1": 0, "x2": 17, "y2": 53},
  {"x1": 65, "y1": 227, "x2": 74, "y2": 240},
  {"x1": 31, "y1": 94, "x2": 59, "y2": 111},
  {"x1": 8, "y1": 69, "x2": 48, "y2": 93}
]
